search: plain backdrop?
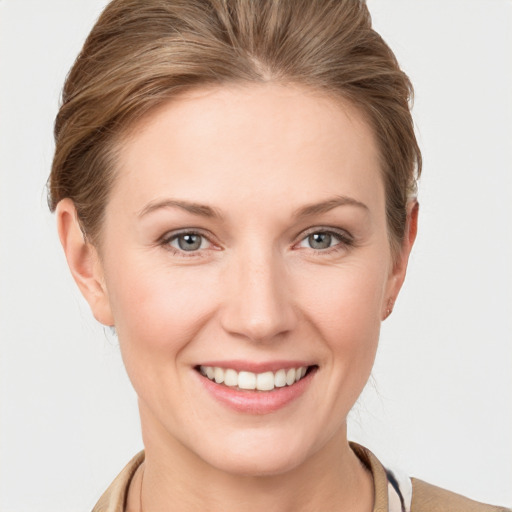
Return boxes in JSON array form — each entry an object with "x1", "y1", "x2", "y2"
[{"x1": 0, "y1": 0, "x2": 511, "y2": 510}]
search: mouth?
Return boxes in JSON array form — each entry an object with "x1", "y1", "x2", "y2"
[{"x1": 195, "y1": 364, "x2": 318, "y2": 392}]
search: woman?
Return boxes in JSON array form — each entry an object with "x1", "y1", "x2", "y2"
[{"x1": 46, "y1": 1, "x2": 509, "y2": 511}]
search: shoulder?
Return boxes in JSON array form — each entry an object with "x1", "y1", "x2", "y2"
[
  {"x1": 92, "y1": 451, "x2": 145, "y2": 512},
  {"x1": 411, "y1": 478, "x2": 511, "y2": 512},
  {"x1": 350, "y1": 442, "x2": 510, "y2": 512}
]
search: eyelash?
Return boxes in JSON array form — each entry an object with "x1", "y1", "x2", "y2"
[
  {"x1": 159, "y1": 227, "x2": 354, "y2": 258},
  {"x1": 294, "y1": 227, "x2": 354, "y2": 256},
  {"x1": 159, "y1": 229, "x2": 215, "y2": 258}
]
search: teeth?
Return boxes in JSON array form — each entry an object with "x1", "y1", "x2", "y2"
[
  {"x1": 224, "y1": 368, "x2": 238, "y2": 387},
  {"x1": 256, "y1": 371, "x2": 275, "y2": 391},
  {"x1": 238, "y1": 371, "x2": 256, "y2": 390},
  {"x1": 274, "y1": 369, "x2": 286, "y2": 388},
  {"x1": 199, "y1": 365, "x2": 310, "y2": 391},
  {"x1": 214, "y1": 367, "x2": 224, "y2": 384}
]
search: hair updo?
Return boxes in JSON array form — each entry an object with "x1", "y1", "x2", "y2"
[{"x1": 48, "y1": 0, "x2": 421, "y2": 255}]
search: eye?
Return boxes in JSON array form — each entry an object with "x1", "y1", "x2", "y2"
[
  {"x1": 297, "y1": 229, "x2": 352, "y2": 251},
  {"x1": 303, "y1": 232, "x2": 335, "y2": 250},
  {"x1": 167, "y1": 232, "x2": 210, "y2": 252}
]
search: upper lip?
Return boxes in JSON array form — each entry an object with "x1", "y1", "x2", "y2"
[{"x1": 196, "y1": 360, "x2": 316, "y2": 373}]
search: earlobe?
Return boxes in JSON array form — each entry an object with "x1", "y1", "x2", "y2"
[
  {"x1": 382, "y1": 201, "x2": 419, "y2": 320},
  {"x1": 56, "y1": 199, "x2": 114, "y2": 326}
]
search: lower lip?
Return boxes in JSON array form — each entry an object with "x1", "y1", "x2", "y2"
[{"x1": 196, "y1": 369, "x2": 316, "y2": 414}]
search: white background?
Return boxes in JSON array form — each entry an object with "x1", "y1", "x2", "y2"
[{"x1": 0, "y1": 0, "x2": 511, "y2": 510}]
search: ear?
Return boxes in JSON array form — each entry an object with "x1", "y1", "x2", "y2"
[
  {"x1": 383, "y1": 200, "x2": 419, "y2": 320},
  {"x1": 56, "y1": 199, "x2": 114, "y2": 326}
]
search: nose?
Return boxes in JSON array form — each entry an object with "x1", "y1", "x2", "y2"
[{"x1": 220, "y1": 248, "x2": 297, "y2": 343}]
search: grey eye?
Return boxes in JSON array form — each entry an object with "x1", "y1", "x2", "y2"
[
  {"x1": 307, "y1": 232, "x2": 333, "y2": 250},
  {"x1": 175, "y1": 233, "x2": 204, "y2": 251}
]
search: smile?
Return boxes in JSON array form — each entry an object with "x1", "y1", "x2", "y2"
[
  {"x1": 199, "y1": 365, "x2": 310, "y2": 391},
  {"x1": 195, "y1": 362, "x2": 318, "y2": 414}
]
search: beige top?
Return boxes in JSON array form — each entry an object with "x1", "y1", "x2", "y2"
[{"x1": 91, "y1": 443, "x2": 510, "y2": 512}]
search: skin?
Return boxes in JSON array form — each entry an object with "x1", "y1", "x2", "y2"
[{"x1": 57, "y1": 83, "x2": 417, "y2": 512}]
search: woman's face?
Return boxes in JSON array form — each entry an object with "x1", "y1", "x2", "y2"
[{"x1": 82, "y1": 84, "x2": 410, "y2": 475}]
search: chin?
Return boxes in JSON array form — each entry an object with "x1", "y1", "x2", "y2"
[
  {"x1": 208, "y1": 449, "x2": 305, "y2": 477},
  {"x1": 192, "y1": 428, "x2": 318, "y2": 477}
]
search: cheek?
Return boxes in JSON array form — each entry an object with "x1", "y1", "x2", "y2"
[
  {"x1": 296, "y1": 258, "x2": 387, "y2": 336},
  {"x1": 294, "y1": 258, "x2": 387, "y2": 385},
  {"x1": 104, "y1": 257, "x2": 220, "y2": 375}
]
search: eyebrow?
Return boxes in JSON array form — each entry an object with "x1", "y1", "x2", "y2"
[
  {"x1": 294, "y1": 195, "x2": 369, "y2": 218},
  {"x1": 138, "y1": 195, "x2": 368, "y2": 220},
  {"x1": 138, "y1": 199, "x2": 222, "y2": 219}
]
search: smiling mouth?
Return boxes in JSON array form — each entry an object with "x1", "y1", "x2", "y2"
[{"x1": 196, "y1": 365, "x2": 317, "y2": 392}]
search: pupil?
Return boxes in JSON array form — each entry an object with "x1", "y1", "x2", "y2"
[
  {"x1": 309, "y1": 232, "x2": 331, "y2": 249},
  {"x1": 178, "y1": 234, "x2": 201, "y2": 251}
]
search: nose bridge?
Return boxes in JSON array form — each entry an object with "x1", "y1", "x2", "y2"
[{"x1": 221, "y1": 242, "x2": 296, "y2": 342}]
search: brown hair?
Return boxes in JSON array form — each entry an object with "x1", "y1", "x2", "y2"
[{"x1": 48, "y1": 0, "x2": 421, "y2": 254}]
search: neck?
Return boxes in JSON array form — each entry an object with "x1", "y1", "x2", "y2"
[{"x1": 128, "y1": 410, "x2": 373, "y2": 512}]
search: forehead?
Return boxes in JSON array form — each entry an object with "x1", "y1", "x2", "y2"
[{"x1": 112, "y1": 83, "x2": 384, "y2": 216}]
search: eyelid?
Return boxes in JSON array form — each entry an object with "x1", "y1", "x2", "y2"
[
  {"x1": 159, "y1": 228, "x2": 220, "y2": 255},
  {"x1": 158, "y1": 226, "x2": 353, "y2": 256},
  {"x1": 293, "y1": 226, "x2": 355, "y2": 253},
  {"x1": 295, "y1": 226, "x2": 353, "y2": 244},
  {"x1": 160, "y1": 228, "x2": 207, "y2": 243}
]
